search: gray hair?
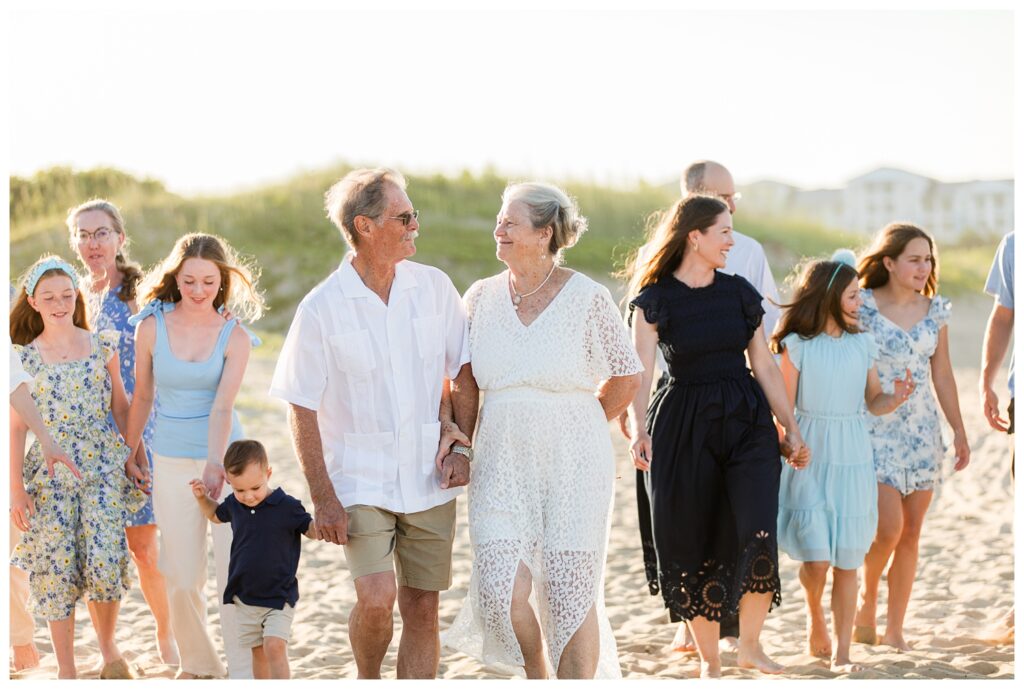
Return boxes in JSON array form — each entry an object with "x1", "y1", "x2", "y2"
[
  {"x1": 502, "y1": 182, "x2": 588, "y2": 260},
  {"x1": 682, "y1": 160, "x2": 709, "y2": 194},
  {"x1": 324, "y1": 168, "x2": 407, "y2": 247}
]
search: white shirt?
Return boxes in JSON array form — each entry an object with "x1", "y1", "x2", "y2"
[
  {"x1": 269, "y1": 257, "x2": 471, "y2": 514},
  {"x1": 10, "y1": 344, "x2": 34, "y2": 395},
  {"x1": 725, "y1": 230, "x2": 781, "y2": 339}
]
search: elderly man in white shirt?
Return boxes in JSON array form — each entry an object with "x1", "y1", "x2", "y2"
[{"x1": 270, "y1": 168, "x2": 478, "y2": 679}]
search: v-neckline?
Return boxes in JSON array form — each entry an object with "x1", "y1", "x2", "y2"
[
  {"x1": 506, "y1": 271, "x2": 580, "y2": 329},
  {"x1": 866, "y1": 289, "x2": 932, "y2": 335}
]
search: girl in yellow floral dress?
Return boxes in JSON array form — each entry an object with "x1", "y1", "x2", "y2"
[{"x1": 9, "y1": 256, "x2": 147, "y2": 679}]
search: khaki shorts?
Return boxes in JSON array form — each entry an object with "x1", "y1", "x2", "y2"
[
  {"x1": 344, "y1": 499, "x2": 456, "y2": 591},
  {"x1": 232, "y1": 596, "x2": 296, "y2": 648}
]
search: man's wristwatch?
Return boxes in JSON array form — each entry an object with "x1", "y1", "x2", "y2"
[{"x1": 451, "y1": 444, "x2": 474, "y2": 462}]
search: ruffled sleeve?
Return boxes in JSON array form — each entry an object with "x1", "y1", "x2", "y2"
[
  {"x1": 628, "y1": 284, "x2": 665, "y2": 329},
  {"x1": 127, "y1": 299, "x2": 173, "y2": 327},
  {"x1": 98, "y1": 329, "x2": 121, "y2": 364},
  {"x1": 861, "y1": 332, "x2": 880, "y2": 363},
  {"x1": 586, "y1": 283, "x2": 644, "y2": 381},
  {"x1": 737, "y1": 276, "x2": 765, "y2": 339},
  {"x1": 929, "y1": 295, "x2": 952, "y2": 329},
  {"x1": 780, "y1": 332, "x2": 805, "y2": 371}
]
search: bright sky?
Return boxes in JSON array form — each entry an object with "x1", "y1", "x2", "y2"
[{"x1": 7, "y1": 3, "x2": 1015, "y2": 194}]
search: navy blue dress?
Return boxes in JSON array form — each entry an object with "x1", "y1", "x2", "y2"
[{"x1": 629, "y1": 272, "x2": 782, "y2": 623}]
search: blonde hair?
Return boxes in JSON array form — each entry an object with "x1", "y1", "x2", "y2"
[
  {"x1": 10, "y1": 255, "x2": 90, "y2": 345},
  {"x1": 138, "y1": 233, "x2": 266, "y2": 322},
  {"x1": 66, "y1": 198, "x2": 144, "y2": 302}
]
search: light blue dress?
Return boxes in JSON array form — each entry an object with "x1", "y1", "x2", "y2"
[
  {"x1": 777, "y1": 331, "x2": 879, "y2": 570},
  {"x1": 860, "y1": 289, "x2": 952, "y2": 495}
]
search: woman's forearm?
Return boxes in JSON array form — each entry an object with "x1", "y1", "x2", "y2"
[
  {"x1": 598, "y1": 373, "x2": 642, "y2": 421},
  {"x1": 754, "y1": 359, "x2": 798, "y2": 431},
  {"x1": 206, "y1": 409, "x2": 234, "y2": 466}
]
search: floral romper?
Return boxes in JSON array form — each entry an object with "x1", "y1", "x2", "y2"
[
  {"x1": 11, "y1": 331, "x2": 144, "y2": 620},
  {"x1": 859, "y1": 289, "x2": 952, "y2": 495}
]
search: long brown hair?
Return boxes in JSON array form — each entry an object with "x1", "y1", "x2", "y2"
[
  {"x1": 137, "y1": 233, "x2": 266, "y2": 322},
  {"x1": 771, "y1": 258, "x2": 860, "y2": 354},
  {"x1": 10, "y1": 256, "x2": 90, "y2": 345},
  {"x1": 621, "y1": 194, "x2": 729, "y2": 299},
  {"x1": 66, "y1": 199, "x2": 144, "y2": 302},
  {"x1": 858, "y1": 222, "x2": 938, "y2": 298}
]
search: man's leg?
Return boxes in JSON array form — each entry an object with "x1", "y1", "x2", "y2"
[
  {"x1": 396, "y1": 586, "x2": 440, "y2": 679},
  {"x1": 350, "y1": 572, "x2": 398, "y2": 678}
]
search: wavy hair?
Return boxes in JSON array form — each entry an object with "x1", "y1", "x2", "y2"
[
  {"x1": 137, "y1": 233, "x2": 266, "y2": 322},
  {"x1": 771, "y1": 257, "x2": 860, "y2": 354},
  {"x1": 10, "y1": 255, "x2": 90, "y2": 345},
  {"x1": 66, "y1": 199, "x2": 144, "y2": 302},
  {"x1": 858, "y1": 222, "x2": 938, "y2": 298}
]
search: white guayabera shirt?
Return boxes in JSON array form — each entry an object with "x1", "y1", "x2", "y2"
[{"x1": 270, "y1": 256, "x2": 470, "y2": 514}]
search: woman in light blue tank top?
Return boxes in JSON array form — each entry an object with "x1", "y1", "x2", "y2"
[{"x1": 125, "y1": 234, "x2": 265, "y2": 679}]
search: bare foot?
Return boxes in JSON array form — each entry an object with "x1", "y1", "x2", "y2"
[
  {"x1": 879, "y1": 632, "x2": 913, "y2": 652},
  {"x1": 831, "y1": 656, "x2": 865, "y2": 673},
  {"x1": 57, "y1": 670, "x2": 78, "y2": 680},
  {"x1": 852, "y1": 625, "x2": 877, "y2": 645},
  {"x1": 737, "y1": 642, "x2": 785, "y2": 675},
  {"x1": 158, "y1": 634, "x2": 181, "y2": 666},
  {"x1": 807, "y1": 613, "x2": 832, "y2": 659},
  {"x1": 700, "y1": 659, "x2": 722, "y2": 678},
  {"x1": 12, "y1": 643, "x2": 40, "y2": 671},
  {"x1": 981, "y1": 609, "x2": 1014, "y2": 646},
  {"x1": 670, "y1": 623, "x2": 697, "y2": 654},
  {"x1": 718, "y1": 636, "x2": 739, "y2": 654}
]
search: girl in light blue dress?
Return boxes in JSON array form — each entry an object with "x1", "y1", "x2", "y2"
[{"x1": 773, "y1": 250, "x2": 914, "y2": 672}]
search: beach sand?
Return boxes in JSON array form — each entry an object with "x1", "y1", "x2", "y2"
[{"x1": 10, "y1": 295, "x2": 1015, "y2": 680}]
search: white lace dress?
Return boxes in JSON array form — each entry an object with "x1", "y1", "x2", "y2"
[{"x1": 442, "y1": 271, "x2": 643, "y2": 678}]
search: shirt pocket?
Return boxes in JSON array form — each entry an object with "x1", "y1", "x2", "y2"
[
  {"x1": 329, "y1": 330, "x2": 376, "y2": 378},
  {"x1": 413, "y1": 315, "x2": 444, "y2": 361},
  {"x1": 342, "y1": 430, "x2": 396, "y2": 488}
]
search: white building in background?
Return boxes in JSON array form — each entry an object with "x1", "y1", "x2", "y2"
[{"x1": 742, "y1": 167, "x2": 1014, "y2": 241}]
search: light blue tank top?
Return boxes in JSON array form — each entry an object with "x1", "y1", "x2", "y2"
[{"x1": 148, "y1": 304, "x2": 245, "y2": 459}]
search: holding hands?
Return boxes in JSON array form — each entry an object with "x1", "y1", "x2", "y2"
[
  {"x1": 783, "y1": 430, "x2": 811, "y2": 470},
  {"x1": 892, "y1": 367, "x2": 916, "y2": 407}
]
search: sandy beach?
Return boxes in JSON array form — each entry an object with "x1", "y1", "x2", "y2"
[{"x1": 9, "y1": 295, "x2": 1015, "y2": 680}]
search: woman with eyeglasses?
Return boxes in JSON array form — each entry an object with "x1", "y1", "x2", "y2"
[{"x1": 67, "y1": 199, "x2": 179, "y2": 667}]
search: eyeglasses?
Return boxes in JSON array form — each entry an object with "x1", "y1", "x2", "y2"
[
  {"x1": 75, "y1": 228, "x2": 116, "y2": 243},
  {"x1": 718, "y1": 192, "x2": 742, "y2": 204},
  {"x1": 383, "y1": 210, "x2": 420, "y2": 227}
]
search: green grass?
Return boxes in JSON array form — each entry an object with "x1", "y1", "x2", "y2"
[{"x1": 10, "y1": 165, "x2": 998, "y2": 331}]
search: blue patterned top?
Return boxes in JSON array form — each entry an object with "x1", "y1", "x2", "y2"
[
  {"x1": 88, "y1": 284, "x2": 156, "y2": 526},
  {"x1": 860, "y1": 288, "x2": 952, "y2": 477}
]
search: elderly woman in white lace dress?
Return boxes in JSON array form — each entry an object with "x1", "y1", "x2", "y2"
[{"x1": 442, "y1": 183, "x2": 642, "y2": 679}]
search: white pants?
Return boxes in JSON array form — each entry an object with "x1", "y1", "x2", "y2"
[
  {"x1": 153, "y1": 454, "x2": 252, "y2": 678},
  {"x1": 9, "y1": 521, "x2": 34, "y2": 647}
]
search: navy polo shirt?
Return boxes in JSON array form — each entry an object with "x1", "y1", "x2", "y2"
[{"x1": 216, "y1": 487, "x2": 313, "y2": 610}]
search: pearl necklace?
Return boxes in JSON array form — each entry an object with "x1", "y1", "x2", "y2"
[{"x1": 509, "y1": 263, "x2": 557, "y2": 311}]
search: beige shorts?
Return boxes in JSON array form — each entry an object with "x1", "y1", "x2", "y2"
[
  {"x1": 232, "y1": 596, "x2": 296, "y2": 648},
  {"x1": 344, "y1": 499, "x2": 456, "y2": 591}
]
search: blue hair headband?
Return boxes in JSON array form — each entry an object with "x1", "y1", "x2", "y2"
[
  {"x1": 26, "y1": 258, "x2": 79, "y2": 296},
  {"x1": 826, "y1": 249, "x2": 857, "y2": 291}
]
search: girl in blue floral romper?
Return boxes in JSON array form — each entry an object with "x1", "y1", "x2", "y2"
[
  {"x1": 9, "y1": 256, "x2": 146, "y2": 679},
  {"x1": 851, "y1": 224, "x2": 971, "y2": 652}
]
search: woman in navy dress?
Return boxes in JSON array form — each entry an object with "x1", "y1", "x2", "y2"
[{"x1": 625, "y1": 194, "x2": 809, "y2": 678}]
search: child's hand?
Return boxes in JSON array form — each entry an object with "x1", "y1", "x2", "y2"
[
  {"x1": 189, "y1": 479, "x2": 209, "y2": 500},
  {"x1": 892, "y1": 368, "x2": 916, "y2": 407}
]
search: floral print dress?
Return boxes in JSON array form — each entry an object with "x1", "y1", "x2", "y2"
[
  {"x1": 859, "y1": 289, "x2": 952, "y2": 495},
  {"x1": 88, "y1": 284, "x2": 156, "y2": 526},
  {"x1": 11, "y1": 331, "x2": 144, "y2": 620}
]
